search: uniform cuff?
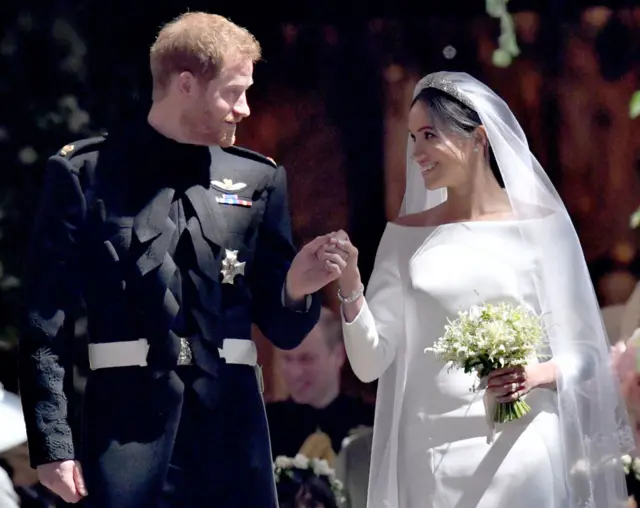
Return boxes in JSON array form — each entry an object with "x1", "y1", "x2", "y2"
[{"x1": 281, "y1": 284, "x2": 312, "y2": 313}]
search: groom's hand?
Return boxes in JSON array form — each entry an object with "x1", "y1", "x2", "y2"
[
  {"x1": 37, "y1": 460, "x2": 87, "y2": 503},
  {"x1": 286, "y1": 233, "x2": 347, "y2": 300}
]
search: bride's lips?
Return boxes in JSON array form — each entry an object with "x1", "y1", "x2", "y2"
[{"x1": 421, "y1": 162, "x2": 437, "y2": 175}]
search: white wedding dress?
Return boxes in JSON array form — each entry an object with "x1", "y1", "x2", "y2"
[{"x1": 343, "y1": 219, "x2": 568, "y2": 508}]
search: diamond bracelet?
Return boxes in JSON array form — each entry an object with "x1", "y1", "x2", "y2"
[{"x1": 337, "y1": 284, "x2": 364, "y2": 304}]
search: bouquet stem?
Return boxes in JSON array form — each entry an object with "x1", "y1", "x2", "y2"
[{"x1": 494, "y1": 398, "x2": 531, "y2": 423}]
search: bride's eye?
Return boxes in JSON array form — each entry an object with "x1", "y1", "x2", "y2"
[{"x1": 424, "y1": 132, "x2": 436, "y2": 140}]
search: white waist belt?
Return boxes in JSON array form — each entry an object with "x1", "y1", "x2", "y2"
[{"x1": 88, "y1": 338, "x2": 257, "y2": 371}]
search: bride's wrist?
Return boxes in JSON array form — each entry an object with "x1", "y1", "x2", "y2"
[
  {"x1": 338, "y1": 272, "x2": 362, "y2": 296},
  {"x1": 530, "y1": 361, "x2": 558, "y2": 390}
]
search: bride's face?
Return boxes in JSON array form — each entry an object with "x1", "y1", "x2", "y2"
[{"x1": 408, "y1": 100, "x2": 475, "y2": 191}]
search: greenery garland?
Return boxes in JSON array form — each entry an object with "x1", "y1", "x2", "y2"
[
  {"x1": 485, "y1": 0, "x2": 520, "y2": 68},
  {"x1": 485, "y1": 1, "x2": 640, "y2": 119}
]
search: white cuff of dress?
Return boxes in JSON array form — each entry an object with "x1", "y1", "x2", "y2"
[
  {"x1": 341, "y1": 298, "x2": 367, "y2": 325},
  {"x1": 341, "y1": 299, "x2": 386, "y2": 383}
]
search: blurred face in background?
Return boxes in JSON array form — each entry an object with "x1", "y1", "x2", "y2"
[{"x1": 279, "y1": 319, "x2": 345, "y2": 408}]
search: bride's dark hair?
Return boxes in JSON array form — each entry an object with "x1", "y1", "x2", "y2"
[{"x1": 412, "y1": 87, "x2": 505, "y2": 188}]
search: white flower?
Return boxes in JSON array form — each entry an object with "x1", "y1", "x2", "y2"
[
  {"x1": 468, "y1": 305, "x2": 482, "y2": 322},
  {"x1": 311, "y1": 458, "x2": 332, "y2": 476},
  {"x1": 292, "y1": 454, "x2": 310, "y2": 469},
  {"x1": 273, "y1": 454, "x2": 345, "y2": 501},
  {"x1": 275, "y1": 456, "x2": 292, "y2": 469}
]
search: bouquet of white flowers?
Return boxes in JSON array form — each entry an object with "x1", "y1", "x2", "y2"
[{"x1": 426, "y1": 302, "x2": 545, "y2": 424}]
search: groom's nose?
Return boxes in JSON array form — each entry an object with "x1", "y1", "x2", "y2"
[{"x1": 233, "y1": 93, "x2": 250, "y2": 119}]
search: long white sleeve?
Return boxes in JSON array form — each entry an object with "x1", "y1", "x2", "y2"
[
  {"x1": 341, "y1": 226, "x2": 401, "y2": 383},
  {"x1": 342, "y1": 299, "x2": 396, "y2": 382}
]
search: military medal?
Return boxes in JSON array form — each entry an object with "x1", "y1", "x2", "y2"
[
  {"x1": 215, "y1": 193, "x2": 252, "y2": 207},
  {"x1": 220, "y1": 249, "x2": 246, "y2": 284}
]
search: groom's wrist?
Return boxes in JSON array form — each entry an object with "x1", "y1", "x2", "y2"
[{"x1": 284, "y1": 271, "x2": 307, "y2": 302}]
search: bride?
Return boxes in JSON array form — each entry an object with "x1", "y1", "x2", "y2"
[{"x1": 320, "y1": 72, "x2": 633, "y2": 508}]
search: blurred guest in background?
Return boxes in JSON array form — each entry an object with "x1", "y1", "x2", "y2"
[{"x1": 267, "y1": 307, "x2": 374, "y2": 462}]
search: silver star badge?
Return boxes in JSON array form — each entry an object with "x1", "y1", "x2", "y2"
[{"x1": 220, "y1": 249, "x2": 246, "y2": 284}]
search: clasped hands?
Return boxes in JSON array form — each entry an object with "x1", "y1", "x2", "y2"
[{"x1": 285, "y1": 230, "x2": 360, "y2": 301}]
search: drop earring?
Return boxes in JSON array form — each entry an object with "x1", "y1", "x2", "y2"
[{"x1": 473, "y1": 145, "x2": 479, "y2": 152}]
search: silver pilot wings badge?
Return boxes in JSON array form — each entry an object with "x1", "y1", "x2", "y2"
[{"x1": 211, "y1": 178, "x2": 247, "y2": 192}]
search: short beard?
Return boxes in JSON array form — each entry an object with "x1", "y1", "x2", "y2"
[
  {"x1": 217, "y1": 128, "x2": 236, "y2": 148},
  {"x1": 180, "y1": 107, "x2": 233, "y2": 147}
]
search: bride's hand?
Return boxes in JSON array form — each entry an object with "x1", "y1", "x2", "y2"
[
  {"x1": 487, "y1": 366, "x2": 530, "y2": 403},
  {"x1": 487, "y1": 362, "x2": 557, "y2": 402}
]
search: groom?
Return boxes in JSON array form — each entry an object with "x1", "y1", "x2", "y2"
[{"x1": 18, "y1": 12, "x2": 342, "y2": 508}]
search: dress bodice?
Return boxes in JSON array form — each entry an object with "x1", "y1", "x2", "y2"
[{"x1": 387, "y1": 221, "x2": 542, "y2": 409}]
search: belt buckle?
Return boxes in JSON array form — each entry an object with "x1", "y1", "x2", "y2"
[{"x1": 177, "y1": 337, "x2": 193, "y2": 366}]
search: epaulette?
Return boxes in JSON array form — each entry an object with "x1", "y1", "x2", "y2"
[
  {"x1": 221, "y1": 145, "x2": 278, "y2": 168},
  {"x1": 55, "y1": 135, "x2": 107, "y2": 161}
]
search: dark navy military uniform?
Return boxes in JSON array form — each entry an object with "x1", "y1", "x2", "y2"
[{"x1": 18, "y1": 119, "x2": 321, "y2": 508}]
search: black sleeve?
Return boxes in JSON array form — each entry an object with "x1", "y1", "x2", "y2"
[
  {"x1": 250, "y1": 165, "x2": 321, "y2": 350},
  {"x1": 18, "y1": 155, "x2": 86, "y2": 467}
]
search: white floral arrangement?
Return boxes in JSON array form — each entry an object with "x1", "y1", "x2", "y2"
[
  {"x1": 273, "y1": 454, "x2": 345, "y2": 503},
  {"x1": 426, "y1": 302, "x2": 546, "y2": 423}
]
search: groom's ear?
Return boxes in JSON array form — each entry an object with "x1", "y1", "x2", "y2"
[{"x1": 177, "y1": 71, "x2": 197, "y2": 97}]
